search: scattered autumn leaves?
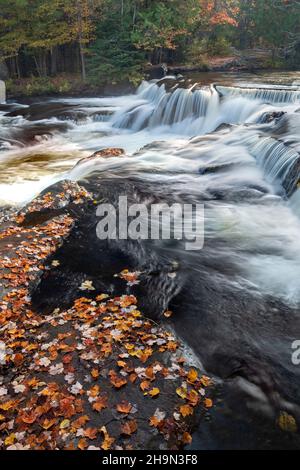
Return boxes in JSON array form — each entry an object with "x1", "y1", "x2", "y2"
[{"x1": 0, "y1": 183, "x2": 215, "y2": 450}]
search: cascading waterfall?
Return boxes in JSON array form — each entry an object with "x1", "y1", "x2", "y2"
[
  {"x1": 230, "y1": 132, "x2": 300, "y2": 195},
  {"x1": 112, "y1": 81, "x2": 212, "y2": 131},
  {"x1": 111, "y1": 79, "x2": 300, "y2": 195},
  {"x1": 2, "y1": 76, "x2": 300, "y2": 203},
  {"x1": 216, "y1": 84, "x2": 300, "y2": 104}
]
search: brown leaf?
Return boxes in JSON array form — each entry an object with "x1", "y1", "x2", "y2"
[
  {"x1": 109, "y1": 370, "x2": 127, "y2": 389},
  {"x1": 180, "y1": 404, "x2": 194, "y2": 417},
  {"x1": 78, "y1": 438, "x2": 88, "y2": 450},
  {"x1": 140, "y1": 380, "x2": 150, "y2": 391},
  {"x1": 163, "y1": 310, "x2": 173, "y2": 318},
  {"x1": 121, "y1": 419, "x2": 138, "y2": 436},
  {"x1": 41, "y1": 418, "x2": 56, "y2": 430},
  {"x1": 116, "y1": 401, "x2": 132, "y2": 414},
  {"x1": 21, "y1": 410, "x2": 37, "y2": 424},
  {"x1": 91, "y1": 368, "x2": 99, "y2": 379},
  {"x1": 187, "y1": 389, "x2": 199, "y2": 406},
  {"x1": 83, "y1": 427, "x2": 98, "y2": 440},
  {"x1": 182, "y1": 432, "x2": 192, "y2": 445},
  {"x1": 92, "y1": 396, "x2": 108, "y2": 412}
]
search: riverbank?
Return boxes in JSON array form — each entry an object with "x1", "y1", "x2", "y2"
[{"x1": 5, "y1": 49, "x2": 293, "y2": 100}]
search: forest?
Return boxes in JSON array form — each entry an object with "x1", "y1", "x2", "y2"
[{"x1": 0, "y1": 0, "x2": 300, "y2": 94}]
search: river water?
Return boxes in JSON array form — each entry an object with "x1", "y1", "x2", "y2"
[{"x1": 1, "y1": 71, "x2": 300, "y2": 448}]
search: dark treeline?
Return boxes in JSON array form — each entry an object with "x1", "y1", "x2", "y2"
[{"x1": 0, "y1": 0, "x2": 300, "y2": 87}]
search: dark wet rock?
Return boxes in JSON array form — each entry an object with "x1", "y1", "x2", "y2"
[
  {"x1": 260, "y1": 111, "x2": 286, "y2": 124},
  {"x1": 214, "y1": 123, "x2": 233, "y2": 133},
  {"x1": 199, "y1": 163, "x2": 236, "y2": 176},
  {"x1": 0, "y1": 121, "x2": 70, "y2": 147},
  {"x1": 7, "y1": 102, "x2": 86, "y2": 122},
  {"x1": 0, "y1": 179, "x2": 213, "y2": 450},
  {"x1": 145, "y1": 64, "x2": 168, "y2": 80},
  {"x1": 75, "y1": 148, "x2": 126, "y2": 168}
]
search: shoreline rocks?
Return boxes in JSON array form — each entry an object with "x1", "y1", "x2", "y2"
[{"x1": 0, "y1": 180, "x2": 213, "y2": 450}]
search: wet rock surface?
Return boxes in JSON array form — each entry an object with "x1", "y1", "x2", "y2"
[{"x1": 0, "y1": 181, "x2": 214, "y2": 450}]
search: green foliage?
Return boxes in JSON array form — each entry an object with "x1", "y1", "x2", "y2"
[
  {"x1": 1, "y1": 0, "x2": 300, "y2": 94},
  {"x1": 87, "y1": 3, "x2": 145, "y2": 86},
  {"x1": 6, "y1": 76, "x2": 73, "y2": 97}
]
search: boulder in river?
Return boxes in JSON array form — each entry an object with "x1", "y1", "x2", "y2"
[
  {"x1": 75, "y1": 148, "x2": 126, "y2": 167},
  {"x1": 0, "y1": 180, "x2": 214, "y2": 450}
]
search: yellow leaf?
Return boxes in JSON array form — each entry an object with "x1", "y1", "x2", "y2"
[
  {"x1": 91, "y1": 368, "x2": 99, "y2": 379},
  {"x1": 187, "y1": 368, "x2": 198, "y2": 383},
  {"x1": 96, "y1": 294, "x2": 109, "y2": 301},
  {"x1": 149, "y1": 387, "x2": 160, "y2": 398},
  {"x1": 100, "y1": 426, "x2": 115, "y2": 450},
  {"x1": 176, "y1": 386, "x2": 187, "y2": 400},
  {"x1": 278, "y1": 411, "x2": 298, "y2": 433},
  {"x1": 5, "y1": 434, "x2": 16, "y2": 446},
  {"x1": 60, "y1": 419, "x2": 70, "y2": 429}
]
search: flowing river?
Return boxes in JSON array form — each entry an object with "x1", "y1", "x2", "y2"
[{"x1": 1, "y1": 71, "x2": 300, "y2": 449}]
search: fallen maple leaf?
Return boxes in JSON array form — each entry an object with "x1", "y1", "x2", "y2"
[
  {"x1": 187, "y1": 368, "x2": 198, "y2": 383},
  {"x1": 140, "y1": 380, "x2": 150, "y2": 391},
  {"x1": 41, "y1": 418, "x2": 56, "y2": 430},
  {"x1": 79, "y1": 280, "x2": 95, "y2": 291},
  {"x1": 92, "y1": 395, "x2": 108, "y2": 412},
  {"x1": 109, "y1": 370, "x2": 127, "y2": 389},
  {"x1": 148, "y1": 387, "x2": 160, "y2": 398},
  {"x1": 176, "y1": 386, "x2": 187, "y2": 400},
  {"x1": 187, "y1": 389, "x2": 199, "y2": 406},
  {"x1": 100, "y1": 426, "x2": 115, "y2": 450},
  {"x1": 78, "y1": 438, "x2": 88, "y2": 450},
  {"x1": 180, "y1": 404, "x2": 194, "y2": 417},
  {"x1": 91, "y1": 368, "x2": 99, "y2": 379},
  {"x1": 60, "y1": 419, "x2": 70, "y2": 429},
  {"x1": 278, "y1": 411, "x2": 298, "y2": 433},
  {"x1": 121, "y1": 419, "x2": 138, "y2": 436},
  {"x1": 204, "y1": 398, "x2": 213, "y2": 408},
  {"x1": 116, "y1": 401, "x2": 132, "y2": 414},
  {"x1": 21, "y1": 410, "x2": 37, "y2": 424},
  {"x1": 83, "y1": 427, "x2": 98, "y2": 440},
  {"x1": 182, "y1": 432, "x2": 192, "y2": 445}
]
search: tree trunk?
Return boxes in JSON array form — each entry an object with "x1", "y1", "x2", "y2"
[
  {"x1": 33, "y1": 55, "x2": 42, "y2": 77},
  {"x1": 50, "y1": 47, "x2": 58, "y2": 75},
  {"x1": 79, "y1": 42, "x2": 86, "y2": 80}
]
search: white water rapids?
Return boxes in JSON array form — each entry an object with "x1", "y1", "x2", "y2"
[{"x1": 1, "y1": 74, "x2": 300, "y2": 307}]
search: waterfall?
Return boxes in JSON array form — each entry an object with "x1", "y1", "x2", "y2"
[
  {"x1": 234, "y1": 133, "x2": 300, "y2": 195},
  {"x1": 112, "y1": 81, "x2": 212, "y2": 131},
  {"x1": 216, "y1": 85, "x2": 300, "y2": 104},
  {"x1": 110, "y1": 79, "x2": 300, "y2": 195}
]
